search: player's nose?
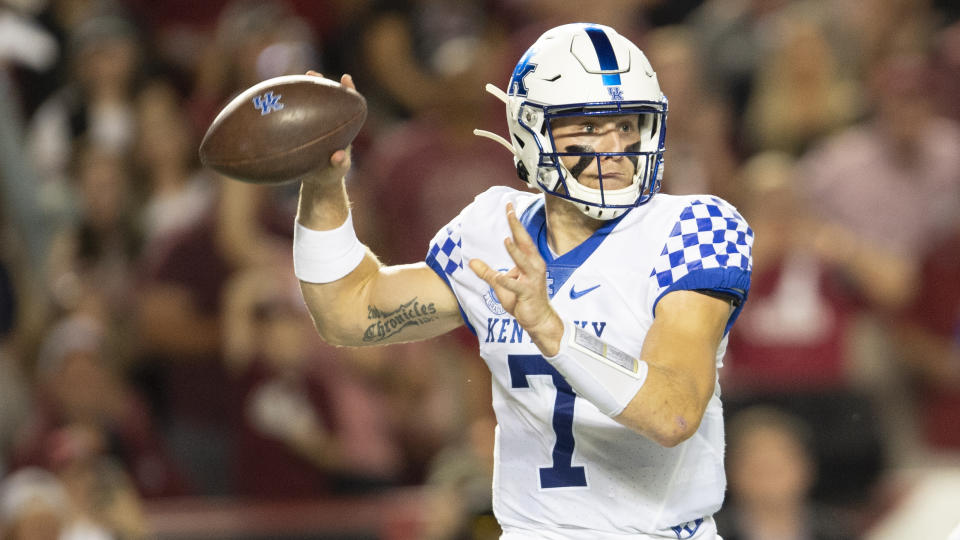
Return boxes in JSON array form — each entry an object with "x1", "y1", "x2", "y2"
[{"x1": 597, "y1": 128, "x2": 627, "y2": 156}]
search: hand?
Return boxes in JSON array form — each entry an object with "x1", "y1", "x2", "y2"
[
  {"x1": 300, "y1": 71, "x2": 356, "y2": 186},
  {"x1": 469, "y1": 203, "x2": 564, "y2": 356}
]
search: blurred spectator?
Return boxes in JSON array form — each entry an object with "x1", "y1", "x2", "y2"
[
  {"x1": 133, "y1": 77, "x2": 215, "y2": 250},
  {"x1": 356, "y1": 20, "x2": 512, "y2": 264},
  {"x1": 222, "y1": 267, "x2": 401, "y2": 497},
  {"x1": 130, "y1": 5, "x2": 323, "y2": 495},
  {"x1": 641, "y1": 0, "x2": 705, "y2": 27},
  {"x1": 643, "y1": 25, "x2": 739, "y2": 199},
  {"x1": 797, "y1": 53, "x2": 960, "y2": 312},
  {"x1": 45, "y1": 142, "x2": 141, "y2": 322},
  {"x1": 717, "y1": 406, "x2": 855, "y2": 540},
  {"x1": 688, "y1": 0, "x2": 789, "y2": 142},
  {"x1": 743, "y1": 3, "x2": 863, "y2": 155},
  {"x1": 499, "y1": 0, "x2": 648, "y2": 66},
  {"x1": 723, "y1": 152, "x2": 885, "y2": 506},
  {"x1": 0, "y1": 467, "x2": 70, "y2": 540},
  {"x1": 932, "y1": 21, "x2": 960, "y2": 122},
  {"x1": 349, "y1": 20, "x2": 507, "y2": 487},
  {"x1": 893, "y1": 219, "x2": 960, "y2": 451},
  {"x1": 0, "y1": 258, "x2": 32, "y2": 479},
  {"x1": 357, "y1": 0, "x2": 496, "y2": 125},
  {"x1": 57, "y1": 456, "x2": 148, "y2": 540},
  {"x1": 838, "y1": 0, "x2": 940, "y2": 70},
  {"x1": 132, "y1": 208, "x2": 234, "y2": 495},
  {"x1": 2, "y1": 0, "x2": 85, "y2": 118},
  {"x1": 195, "y1": 1, "x2": 316, "y2": 273},
  {"x1": 0, "y1": 1, "x2": 59, "y2": 107},
  {"x1": 370, "y1": 337, "x2": 487, "y2": 487},
  {"x1": 724, "y1": 153, "x2": 859, "y2": 393},
  {"x1": 497, "y1": 0, "x2": 648, "y2": 38},
  {"x1": 25, "y1": 13, "x2": 144, "y2": 220},
  {"x1": 187, "y1": 0, "x2": 319, "y2": 138},
  {"x1": 420, "y1": 414, "x2": 498, "y2": 540},
  {"x1": 121, "y1": 0, "x2": 345, "y2": 97},
  {"x1": 10, "y1": 314, "x2": 189, "y2": 499},
  {"x1": 0, "y1": 345, "x2": 31, "y2": 482}
]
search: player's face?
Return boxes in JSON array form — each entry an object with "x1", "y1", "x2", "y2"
[{"x1": 551, "y1": 114, "x2": 643, "y2": 190}]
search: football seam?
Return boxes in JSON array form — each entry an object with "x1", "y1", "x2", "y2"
[{"x1": 202, "y1": 110, "x2": 365, "y2": 166}]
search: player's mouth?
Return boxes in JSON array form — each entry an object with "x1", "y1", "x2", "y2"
[{"x1": 592, "y1": 171, "x2": 632, "y2": 190}]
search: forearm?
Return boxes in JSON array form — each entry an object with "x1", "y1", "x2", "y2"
[
  {"x1": 536, "y1": 291, "x2": 725, "y2": 446},
  {"x1": 539, "y1": 320, "x2": 706, "y2": 445},
  {"x1": 618, "y1": 353, "x2": 714, "y2": 446},
  {"x1": 295, "y1": 175, "x2": 462, "y2": 346},
  {"x1": 298, "y1": 256, "x2": 381, "y2": 346},
  {"x1": 295, "y1": 176, "x2": 382, "y2": 345},
  {"x1": 296, "y1": 175, "x2": 351, "y2": 230}
]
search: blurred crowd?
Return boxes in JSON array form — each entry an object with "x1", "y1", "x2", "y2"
[{"x1": 1, "y1": 0, "x2": 959, "y2": 538}]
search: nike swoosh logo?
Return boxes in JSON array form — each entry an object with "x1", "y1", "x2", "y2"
[{"x1": 569, "y1": 284, "x2": 601, "y2": 299}]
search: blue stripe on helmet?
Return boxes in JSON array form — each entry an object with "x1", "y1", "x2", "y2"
[{"x1": 584, "y1": 26, "x2": 621, "y2": 86}]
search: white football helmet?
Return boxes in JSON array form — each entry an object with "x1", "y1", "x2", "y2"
[{"x1": 475, "y1": 23, "x2": 668, "y2": 220}]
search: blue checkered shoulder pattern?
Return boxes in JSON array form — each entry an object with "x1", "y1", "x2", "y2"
[
  {"x1": 426, "y1": 220, "x2": 464, "y2": 280},
  {"x1": 649, "y1": 197, "x2": 753, "y2": 299}
]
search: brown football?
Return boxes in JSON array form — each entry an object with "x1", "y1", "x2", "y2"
[{"x1": 199, "y1": 75, "x2": 367, "y2": 184}]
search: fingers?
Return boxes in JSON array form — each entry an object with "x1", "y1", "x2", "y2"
[
  {"x1": 505, "y1": 203, "x2": 536, "y2": 252},
  {"x1": 469, "y1": 258, "x2": 505, "y2": 287},
  {"x1": 330, "y1": 146, "x2": 351, "y2": 170},
  {"x1": 330, "y1": 146, "x2": 352, "y2": 167},
  {"x1": 503, "y1": 204, "x2": 543, "y2": 276},
  {"x1": 304, "y1": 71, "x2": 356, "y2": 93},
  {"x1": 469, "y1": 259, "x2": 516, "y2": 294},
  {"x1": 468, "y1": 258, "x2": 490, "y2": 280}
]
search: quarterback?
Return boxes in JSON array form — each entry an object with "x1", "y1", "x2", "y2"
[{"x1": 292, "y1": 24, "x2": 753, "y2": 539}]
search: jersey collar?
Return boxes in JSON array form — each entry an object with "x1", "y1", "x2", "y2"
[{"x1": 519, "y1": 198, "x2": 628, "y2": 297}]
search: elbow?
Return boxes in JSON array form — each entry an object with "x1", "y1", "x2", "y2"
[
  {"x1": 315, "y1": 326, "x2": 359, "y2": 348},
  {"x1": 648, "y1": 414, "x2": 702, "y2": 448},
  {"x1": 310, "y1": 318, "x2": 358, "y2": 347}
]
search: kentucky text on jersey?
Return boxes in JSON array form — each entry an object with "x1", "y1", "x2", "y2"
[{"x1": 485, "y1": 318, "x2": 607, "y2": 343}]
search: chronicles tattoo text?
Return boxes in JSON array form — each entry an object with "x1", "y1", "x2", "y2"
[{"x1": 363, "y1": 298, "x2": 439, "y2": 342}]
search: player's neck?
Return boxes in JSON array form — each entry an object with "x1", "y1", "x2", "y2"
[{"x1": 543, "y1": 196, "x2": 605, "y2": 256}]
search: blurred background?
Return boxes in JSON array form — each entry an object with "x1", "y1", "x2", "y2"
[{"x1": 1, "y1": 0, "x2": 959, "y2": 538}]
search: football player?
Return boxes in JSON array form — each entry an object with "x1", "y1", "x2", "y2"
[{"x1": 293, "y1": 23, "x2": 753, "y2": 539}]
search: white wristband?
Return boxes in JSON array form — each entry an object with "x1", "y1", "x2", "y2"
[
  {"x1": 293, "y1": 212, "x2": 366, "y2": 283},
  {"x1": 544, "y1": 320, "x2": 648, "y2": 417}
]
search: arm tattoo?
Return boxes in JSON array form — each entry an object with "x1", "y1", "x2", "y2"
[{"x1": 362, "y1": 297, "x2": 439, "y2": 343}]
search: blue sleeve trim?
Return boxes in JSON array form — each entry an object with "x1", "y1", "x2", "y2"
[
  {"x1": 425, "y1": 254, "x2": 476, "y2": 337},
  {"x1": 652, "y1": 267, "x2": 751, "y2": 335}
]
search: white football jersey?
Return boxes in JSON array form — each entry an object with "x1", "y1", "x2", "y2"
[{"x1": 425, "y1": 187, "x2": 753, "y2": 538}]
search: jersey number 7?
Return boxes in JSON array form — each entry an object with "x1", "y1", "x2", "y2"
[{"x1": 509, "y1": 354, "x2": 588, "y2": 488}]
